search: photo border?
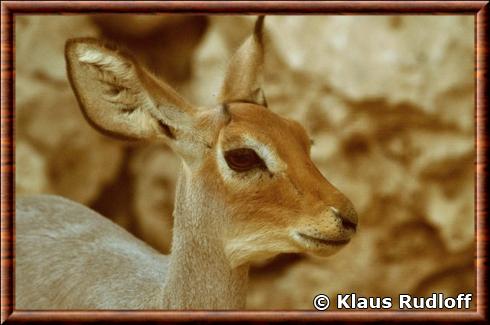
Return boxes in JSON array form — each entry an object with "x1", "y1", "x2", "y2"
[{"x1": 1, "y1": 1, "x2": 488, "y2": 323}]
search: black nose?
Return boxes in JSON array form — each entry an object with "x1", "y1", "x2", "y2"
[{"x1": 341, "y1": 217, "x2": 357, "y2": 232}]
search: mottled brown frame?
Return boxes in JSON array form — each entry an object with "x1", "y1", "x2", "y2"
[{"x1": 1, "y1": 1, "x2": 487, "y2": 323}]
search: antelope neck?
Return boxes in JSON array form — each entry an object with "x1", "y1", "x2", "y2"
[{"x1": 161, "y1": 168, "x2": 249, "y2": 309}]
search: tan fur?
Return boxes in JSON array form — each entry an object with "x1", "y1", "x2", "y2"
[
  {"x1": 16, "y1": 17, "x2": 357, "y2": 309},
  {"x1": 219, "y1": 16, "x2": 266, "y2": 106}
]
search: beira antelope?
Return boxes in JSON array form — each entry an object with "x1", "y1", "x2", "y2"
[{"x1": 16, "y1": 16, "x2": 358, "y2": 309}]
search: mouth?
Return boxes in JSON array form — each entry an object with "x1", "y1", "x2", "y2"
[{"x1": 295, "y1": 232, "x2": 351, "y2": 247}]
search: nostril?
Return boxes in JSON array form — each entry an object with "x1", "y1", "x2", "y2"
[
  {"x1": 341, "y1": 217, "x2": 357, "y2": 232},
  {"x1": 330, "y1": 207, "x2": 357, "y2": 231},
  {"x1": 330, "y1": 206, "x2": 358, "y2": 231}
]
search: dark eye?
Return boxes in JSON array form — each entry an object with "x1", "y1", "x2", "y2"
[{"x1": 224, "y1": 148, "x2": 266, "y2": 172}]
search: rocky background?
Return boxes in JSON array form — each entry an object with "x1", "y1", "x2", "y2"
[{"x1": 15, "y1": 15, "x2": 475, "y2": 309}]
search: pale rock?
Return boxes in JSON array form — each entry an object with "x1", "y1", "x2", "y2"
[
  {"x1": 267, "y1": 16, "x2": 474, "y2": 116},
  {"x1": 16, "y1": 78, "x2": 124, "y2": 204},
  {"x1": 16, "y1": 141, "x2": 50, "y2": 195},
  {"x1": 15, "y1": 16, "x2": 99, "y2": 82},
  {"x1": 188, "y1": 22, "x2": 231, "y2": 106},
  {"x1": 425, "y1": 180, "x2": 474, "y2": 252},
  {"x1": 130, "y1": 144, "x2": 180, "y2": 253},
  {"x1": 189, "y1": 16, "x2": 256, "y2": 106}
]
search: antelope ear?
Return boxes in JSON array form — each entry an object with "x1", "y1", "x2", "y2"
[
  {"x1": 65, "y1": 38, "x2": 195, "y2": 141},
  {"x1": 219, "y1": 16, "x2": 268, "y2": 107}
]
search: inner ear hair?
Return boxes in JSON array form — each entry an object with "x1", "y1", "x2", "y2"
[
  {"x1": 71, "y1": 38, "x2": 136, "y2": 72},
  {"x1": 66, "y1": 37, "x2": 197, "y2": 142}
]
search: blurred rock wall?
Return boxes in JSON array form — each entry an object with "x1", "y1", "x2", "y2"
[{"x1": 15, "y1": 15, "x2": 475, "y2": 309}]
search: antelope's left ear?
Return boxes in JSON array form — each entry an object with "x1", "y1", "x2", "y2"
[
  {"x1": 65, "y1": 38, "x2": 197, "y2": 142},
  {"x1": 219, "y1": 16, "x2": 268, "y2": 108}
]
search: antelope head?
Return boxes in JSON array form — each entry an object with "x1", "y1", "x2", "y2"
[{"x1": 65, "y1": 16, "x2": 358, "y2": 269}]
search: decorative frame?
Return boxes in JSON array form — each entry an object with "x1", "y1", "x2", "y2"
[{"x1": 1, "y1": 1, "x2": 487, "y2": 323}]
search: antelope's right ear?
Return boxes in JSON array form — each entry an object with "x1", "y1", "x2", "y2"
[
  {"x1": 65, "y1": 38, "x2": 195, "y2": 141},
  {"x1": 219, "y1": 16, "x2": 267, "y2": 107}
]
